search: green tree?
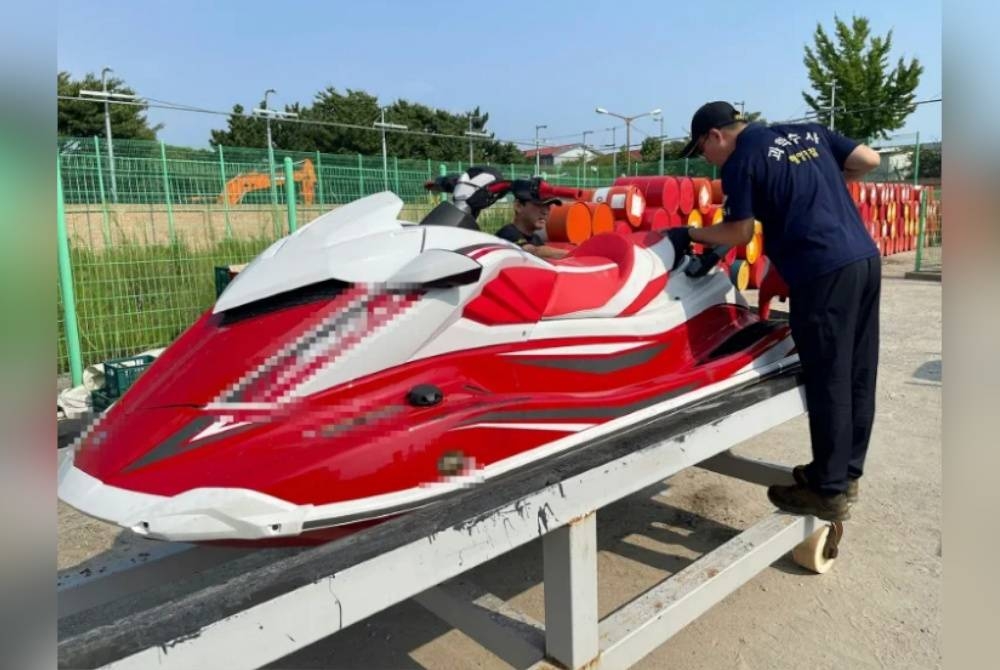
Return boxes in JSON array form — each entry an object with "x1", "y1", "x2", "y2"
[
  {"x1": 906, "y1": 145, "x2": 941, "y2": 180},
  {"x1": 802, "y1": 15, "x2": 922, "y2": 140},
  {"x1": 209, "y1": 87, "x2": 522, "y2": 162},
  {"x1": 58, "y1": 71, "x2": 162, "y2": 139}
]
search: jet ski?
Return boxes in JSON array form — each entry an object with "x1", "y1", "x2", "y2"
[{"x1": 58, "y1": 168, "x2": 796, "y2": 545}]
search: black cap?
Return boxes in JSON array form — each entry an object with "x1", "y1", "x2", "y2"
[
  {"x1": 680, "y1": 101, "x2": 746, "y2": 158},
  {"x1": 510, "y1": 179, "x2": 562, "y2": 206}
]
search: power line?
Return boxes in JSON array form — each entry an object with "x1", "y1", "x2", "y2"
[
  {"x1": 778, "y1": 97, "x2": 942, "y2": 124},
  {"x1": 59, "y1": 94, "x2": 629, "y2": 151}
]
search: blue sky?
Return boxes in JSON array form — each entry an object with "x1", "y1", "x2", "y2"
[{"x1": 57, "y1": 0, "x2": 941, "y2": 150}]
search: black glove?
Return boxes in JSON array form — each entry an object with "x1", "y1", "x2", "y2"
[{"x1": 665, "y1": 226, "x2": 693, "y2": 269}]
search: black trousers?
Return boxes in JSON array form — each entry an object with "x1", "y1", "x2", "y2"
[{"x1": 788, "y1": 256, "x2": 881, "y2": 495}]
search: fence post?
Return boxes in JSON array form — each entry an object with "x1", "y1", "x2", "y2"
[
  {"x1": 57, "y1": 153, "x2": 84, "y2": 385},
  {"x1": 357, "y1": 154, "x2": 365, "y2": 199},
  {"x1": 684, "y1": 157, "x2": 689, "y2": 176},
  {"x1": 912, "y1": 131, "x2": 921, "y2": 186},
  {"x1": 915, "y1": 188, "x2": 927, "y2": 272},
  {"x1": 315, "y1": 151, "x2": 325, "y2": 206},
  {"x1": 218, "y1": 145, "x2": 232, "y2": 238},
  {"x1": 438, "y1": 163, "x2": 447, "y2": 203},
  {"x1": 92, "y1": 136, "x2": 112, "y2": 247},
  {"x1": 159, "y1": 140, "x2": 176, "y2": 244},
  {"x1": 284, "y1": 157, "x2": 298, "y2": 234},
  {"x1": 393, "y1": 155, "x2": 400, "y2": 194}
]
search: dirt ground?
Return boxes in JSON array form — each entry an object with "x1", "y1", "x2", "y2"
[
  {"x1": 57, "y1": 249, "x2": 942, "y2": 669},
  {"x1": 64, "y1": 202, "x2": 442, "y2": 250}
]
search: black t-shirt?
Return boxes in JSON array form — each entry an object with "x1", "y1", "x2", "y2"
[
  {"x1": 496, "y1": 223, "x2": 543, "y2": 248},
  {"x1": 722, "y1": 123, "x2": 878, "y2": 287}
]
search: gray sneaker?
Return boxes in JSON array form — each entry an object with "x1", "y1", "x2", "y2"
[{"x1": 793, "y1": 465, "x2": 859, "y2": 504}]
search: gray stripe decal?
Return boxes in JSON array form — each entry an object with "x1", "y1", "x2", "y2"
[
  {"x1": 460, "y1": 382, "x2": 698, "y2": 425},
  {"x1": 513, "y1": 343, "x2": 666, "y2": 374},
  {"x1": 123, "y1": 417, "x2": 256, "y2": 473},
  {"x1": 455, "y1": 242, "x2": 503, "y2": 255}
]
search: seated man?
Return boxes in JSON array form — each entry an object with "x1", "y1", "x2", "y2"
[{"x1": 495, "y1": 181, "x2": 570, "y2": 259}]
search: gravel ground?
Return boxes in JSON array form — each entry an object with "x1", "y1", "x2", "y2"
[{"x1": 58, "y1": 250, "x2": 941, "y2": 669}]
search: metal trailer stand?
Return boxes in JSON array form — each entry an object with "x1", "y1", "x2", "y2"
[{"x1": 58, "y1": 369, "x2": 843, "y2": 670}]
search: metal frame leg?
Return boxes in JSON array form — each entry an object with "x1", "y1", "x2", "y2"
[{"x1": 543, "y1": 512, "x2": 598, "y2": 669}]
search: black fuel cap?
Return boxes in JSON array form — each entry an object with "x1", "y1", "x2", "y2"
[{"x1": 407, "y1": 384, "x2": 443, "y2": 407}]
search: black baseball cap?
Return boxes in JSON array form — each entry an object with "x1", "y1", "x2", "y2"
[
  {"x1": 680, "y1": 101, "x2": 746, "y2": 158},
  {"x1": 510, "y1": 179, "x2": 562, "y2": 206}
]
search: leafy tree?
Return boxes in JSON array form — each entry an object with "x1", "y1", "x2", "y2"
[
  {"x1": 802, "y1": 15, "x2": 922, "y2": 140},
  {"x1": 58, "y1": 71, "x2": 162, "y2": 139},
  {"x1": 906, "y1": 145, "x2": 941, "y2": 180},
  {"x1": 209, "y1": 87, "x2": 522, "y2": 162}
]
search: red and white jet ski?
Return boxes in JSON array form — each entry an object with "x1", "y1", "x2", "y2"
[{"x1": 58, "y1": 169, "x2": 796, "y2": 545}]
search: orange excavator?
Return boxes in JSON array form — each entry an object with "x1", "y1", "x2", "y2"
[{"x1": 219, "y1": 158, "x2": 317, "y2": 205}]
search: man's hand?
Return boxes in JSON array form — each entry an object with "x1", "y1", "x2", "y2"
[
  {"x1": 665, "y1": 227, "x2": 692, "y2": 268},
  {"x1": 525, "y1": 244, "x2": 570, "y2": 259}
]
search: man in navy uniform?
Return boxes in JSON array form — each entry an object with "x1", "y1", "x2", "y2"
[
  {"x1": 495, "y1": 181, "x2": 569, "y2": 259},
  {"x1": 667, "y1": 101, "x2": 882, "y2": 521}
]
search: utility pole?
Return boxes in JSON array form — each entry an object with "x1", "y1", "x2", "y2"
[
  {"x1": 263, "y1": 89, "x2": 276, "y2": 206},
  {"x1": 596, "y1": 106, "x2": 660, "y2": 175},
  {"x1": 81, "y1": 72, "x2": 145, "y2": 204},
  {"x1": 464, "y1": 114, "x2": 489, "y2": 165},
  {"x1": 733, "y1": 100, "x2": 746, "y2": 117},
  {"x1": 253, "y1": 90, "x2": 298, "y2": 207},
  {"x1": 374, "y1": 108, "x2": 408, "y2": 191},
  {"x1": 534, "y1": 124, "x2": 547, "y2": 176},
  {"x1": 580, "y1": 130, "x2": 593, "y2": 187},
  {"x1": 830, "y1": 82, "x2": 837, "y2": 131},
  {"x1": 101, "y1": 67, "x2": 117, "y2": 203},
  {"x1": 610, "y1": 126, "x2": 617, "y2": 176},
  {"x1": 653, "y1": 112, "x2": 665, "y2": 175}
]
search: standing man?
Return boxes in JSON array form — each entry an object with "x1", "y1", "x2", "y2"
[
  {"x1": 667, "y1": 101, "x2": 882, "y2": 521},
  {"x1": 495, "y1": 181, "x2": 570, "y2": 259}
]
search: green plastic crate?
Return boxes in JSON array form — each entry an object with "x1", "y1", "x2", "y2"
[{"x1": 90, "y1": 354, "x2": 155, "y2": 412}]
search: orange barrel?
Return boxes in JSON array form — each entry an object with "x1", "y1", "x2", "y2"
[
  {"x1": 613, "y1": 176, "x2": 647, "y2": 188},
  {"x1": 692, "y1": 177, "x2": 714, "y2": 214},
  {"x1": 724, "y1": 246, "x2": 738, "y2": 266},
  {"x1": 860, "y1": 202, "x2": 870, "y2": 226},
  {"x1": 546, "y1": 202, "x2": 593, "y2": 244},
  {"x1": 677, "y1": 177, "x2": 696, "y2": 215},
  {"x1": 736, "y1": 236, "x2": 762, "y2": 264},
  {"x1": 711, "y1": 179, "x2": 724, "y2": 204},
  {"x1": 640, "y1": 207, "x2": 670, "y2": 231},
  {"x1": 868, "y1": 182, "x2": 878, "y2": 204},
  {"x1": 687, "y1": 210, "x2": 704, "y2": 254},
  {"x1": 729, "y1": 259, "x2": 751, "y2": 290},
  {"x1": 641, "y1": 176, "x2": 680, "y2": 211},
  {"x1": 850, "y1": 181, "x2": 861, "y2": 203},
  {"x1": 592, "y1": 185, "x2": 645, "y2": 227},
  {"x1": 613, "y1": 220, "x2": 634, "y2": 236},
  {"x1": 703, "y1": 205, "x2": 724, "y2": 226},
  {"x1": 667, "y1": 210, "x2": 684, "y2": 228},
  {"x1": 748, "y1": 255, "x2": 771, "y2": 289},
  {"x1": 858, "y1": 184, "x2": 867, "y2": 204},
  {"x1": 586, "y1": 202, "x2": 615, "y2": 235}
]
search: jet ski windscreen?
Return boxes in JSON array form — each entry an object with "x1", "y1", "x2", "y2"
[{"x1": 419, "y1": 202, "x2": 480, "y2": 231}]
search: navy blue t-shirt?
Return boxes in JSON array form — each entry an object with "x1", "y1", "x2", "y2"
[
  {"x1": 496, "y1": 223, "x2": 544, "y2": 247},
  {"x1": 721, "y1": 123, "x2": 878, "y2": 286}
]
